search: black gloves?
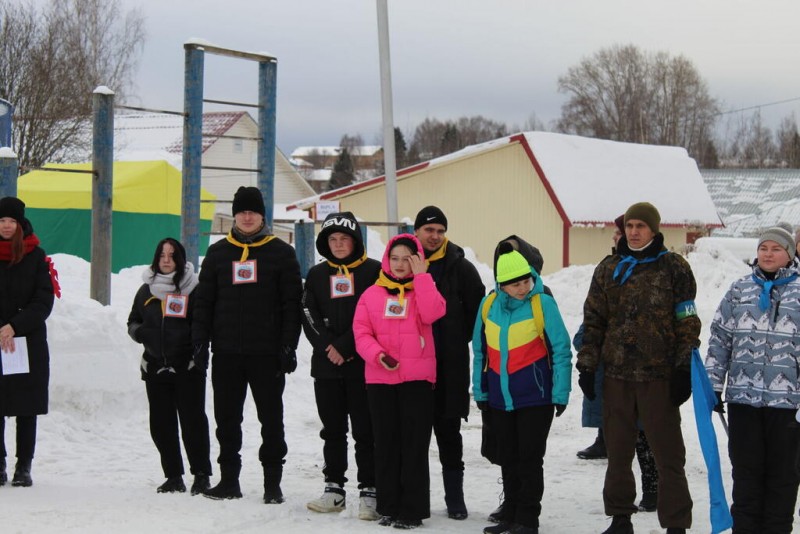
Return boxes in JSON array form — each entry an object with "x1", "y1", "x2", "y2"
[
  {"x1": 670, "y1": 368, "x2": 692, "y2": 406},
  {"x1": 555, "y1": 404, "x2": 567, "y2": 417},
  {"x1": 476, "y1": 401, "x2": 488, "y2": 412},
  {"x1": 713, "y1": 391, "x2": 725, "y2": 414},
  {"x1": 192, "y1": 343, "x2": 209, "y2": 372},
  {"x1": 578, "y1": 368, "x2": 596, "y2": 401},
  {"x1": 280, "y1": 346, "x2": 297, "y2": 374}
]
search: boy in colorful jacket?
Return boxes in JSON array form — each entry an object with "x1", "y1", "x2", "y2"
[{"x1": 473, "y1": 242, "x2": 572, "y2": 534}]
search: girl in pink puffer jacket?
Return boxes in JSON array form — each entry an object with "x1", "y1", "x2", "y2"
[{"x1": 353, "y1": 233, "x2": 446, "y2": 529}]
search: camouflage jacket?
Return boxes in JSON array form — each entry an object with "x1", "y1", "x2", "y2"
[{"x1": 576, "y1": 235, "x2": 701, "y2": 381}]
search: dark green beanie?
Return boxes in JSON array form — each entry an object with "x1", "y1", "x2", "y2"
[{"x1": 624, "y1": 202, "x2": 660, "y2": 233}]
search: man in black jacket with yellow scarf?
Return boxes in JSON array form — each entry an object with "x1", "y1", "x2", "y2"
[
  {"x1": 414, "y1": 206, "x2": 485, "y2": 520},
  {"x1": 192, "y1": 186, "x2": 302, "y2": 504}
]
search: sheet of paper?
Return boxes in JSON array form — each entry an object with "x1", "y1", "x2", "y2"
[{"x1": 1, "y1": 337, "x2": 29, "y2": 375}]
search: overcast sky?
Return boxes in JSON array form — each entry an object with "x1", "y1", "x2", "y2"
[{"x1": 118, "y1": 0, "x2": 800, "y2": 155}]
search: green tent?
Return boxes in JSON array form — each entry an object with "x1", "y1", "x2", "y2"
[{"x1": 18, "y1": 160, "x2": 216, "y2": 272}]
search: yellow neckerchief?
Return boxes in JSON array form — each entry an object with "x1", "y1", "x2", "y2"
[
  {"x1": 144, "y1": 296, "x2": 168, "y2": 316},
  {"x1": 375, "y1": 271, "x2": 414, "y2": 306},
  {"x1": 326, "y1": 251, "x2": 368, "y2": 277},
  {"x1": 425, "y1": 237, "x2": 449, "y2": 264},
  {"x1": 226, "y1": 232, "x2": 275, "y2": 261}
]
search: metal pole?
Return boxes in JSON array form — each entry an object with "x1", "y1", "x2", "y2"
[
  {"x1": 0, "y1": 148, "x2": 18, "y2": 198},
  {"x1": 258, "y1": 60, "x2": 278, "y2": 232},
  {"x1": 182, "y1": 45, "x2": 205, "y2": 271},
  {"x1": 91, "y1": 87, "x2": 114, "y2": 305},
  {"x1": 376, "y1": 0, "x2": 399, "y2": 238},
  {"x1": 294, "y1": 220, "x2": 315, "y2": 278}
]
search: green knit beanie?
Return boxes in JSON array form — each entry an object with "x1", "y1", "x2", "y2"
[
  {"x1": 624, "y1": 202, "x2": 661, "y2": 233},
  {"x1": 496, "y1": 244, "x2": 532, "y2": 286}
]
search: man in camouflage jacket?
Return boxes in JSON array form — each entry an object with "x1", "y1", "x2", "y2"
[{"x1": 576, "y1": 202, "x2": 700, "y2": 534}]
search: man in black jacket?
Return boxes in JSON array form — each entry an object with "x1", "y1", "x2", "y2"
[
  {"x1": 302, "y1": 212, "x2": 381, "y2": 520},
  {"x1": 192, "y1": 186, "x2": 302, "y2": 503},
  {"x1": 414, "y1": 206, "x2": 485, "y2": 520}
]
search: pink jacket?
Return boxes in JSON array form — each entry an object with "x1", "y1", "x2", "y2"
[{"x1": 353, "y1": 234, "x2": 446, "y2": 385}]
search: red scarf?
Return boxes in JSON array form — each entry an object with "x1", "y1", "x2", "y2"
[{"x1": 0, "y1": 234, "x2": 62, "y2": 298}]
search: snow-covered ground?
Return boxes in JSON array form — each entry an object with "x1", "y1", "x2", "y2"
[{"x1": 1, "y1": 235, "x2": 761, "y2": 533}]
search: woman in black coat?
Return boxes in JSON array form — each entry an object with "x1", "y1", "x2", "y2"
[
  {"x1": 0, "y1": 197, "x2": 55, "y2": 488},
  {"x1": 127, "y1": 238, "x2": 211, "y2": 495}
]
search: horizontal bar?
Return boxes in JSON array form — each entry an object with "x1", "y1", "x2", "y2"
[
  {"x1": 115, "y1": 104, "x2": 185, "y2": 116},
  {"x1": 204, "y1": 133, "x2": 262, "y2": 141},
  {"x1": 22, "y1": 166, "x2": 96, "y2": 175},
  {"x1": 185, "y1": 42, "x2": 276, "y2": 62},
  {"x1": 203, "y1": 98, "x2": 260, "y2": 109},
  {"x1": 201, "y1": 165, "x2": 260, "y2": 173}
]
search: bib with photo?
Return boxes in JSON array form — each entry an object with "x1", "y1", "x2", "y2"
[
  {"x1": 232, "y1": 260, "x2": 257, "y2": 284},
  {"x1": 330, "y1": 273, "x2": 355, "y2": 298},
  {"x1": 383, "y1": 297, "x2": 408, "y2": 319},
  {"x1": 164, "y1": 294, "x2": 188, "y2": 318}
]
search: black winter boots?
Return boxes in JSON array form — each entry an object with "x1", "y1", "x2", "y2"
[
  {"x1": 203, "y1": 465, "x2": 242, "y2": 500},
  {"x1": 442, "y1": 469, "x2": 468, "y2": 520},
  {"x1": 190, "y1": 473, "x2": 211, "y2": 496},
  {"x1": 263, "y1": 465, "x2": 284, "y2": 504},
  {"x1": 601, "y1": 515, "x2": 633, "y2": 534},
  {"x1": 157, "y1": 476, "x2": 186, "y2": 493},
  {"x1": 577, "y1": 429, "x2": 607, "y2": 460},
  {"x1": 11, "y1": 458, "x2": 32, "y2": 487}
]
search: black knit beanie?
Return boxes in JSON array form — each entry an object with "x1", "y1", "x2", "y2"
[
  {"x1": 0, "y1": 197, "x2": 25, "y2": 222},
  {"x1": 414, "y1": 205, "x2": 448, "y2": 230},
  {"x1": 232, "y1": 186, "x2": 265, "y2": 216}
]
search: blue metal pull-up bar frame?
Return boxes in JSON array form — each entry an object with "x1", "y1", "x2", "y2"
[{"x1": 181, "y1": 41, "x2": 278, "y2": 270}]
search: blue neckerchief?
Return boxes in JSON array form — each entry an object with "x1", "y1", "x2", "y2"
[
  {"x1": 612, "y1": 250, "x2": 668, "y2": 285},
  {"x1": 750, "y1": 272, "x2": 798, "y2": 311}
]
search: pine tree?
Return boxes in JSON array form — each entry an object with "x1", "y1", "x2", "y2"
[{"x1": 328, "y1": 147, "x2": 355, "y2": 191}]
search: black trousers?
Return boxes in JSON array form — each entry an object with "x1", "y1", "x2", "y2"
[
  {"x1": 728, "y1": 403, "x2": 799, "y2": 534},
  {"x1": 145, "y1": 371, "x2": 212, "y2": 478},
  {"x1": 314, "y1": 377, "x2": 375, "y2": 488},
  {"x1": 492, "y1": 404, "x2": 554, "y2": 529},
  {"x1": 0, "y1": 415, "x2": 36, "y2": 460},
  {"x1": 433, "y1": 415, "x2": 463, "y2": 472},
  {"x1": 211, "y1": 353, "x2": 286, "y2": 474},
  {"x1": 368, "y1": 381, "x2": 434, "y2": 521}
]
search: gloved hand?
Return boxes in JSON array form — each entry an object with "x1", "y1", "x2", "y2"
[
  {"x1": 578, "y1": 368, "x2": 596, "y2": 401},
  {"x1": 670, "y1": 368, "x2": 692, "y2": 406},
  {"x1": 555, "y1": 404, "x2": 567, "y2": 417},
  {"x1": 191, "y1": 343, "x2": 209, "y2": 372},
  {"x1": 713, "y1": 391, "x2": 725, "y2": 414},
  {"x1": 280, "y1": 345, "x2": 297, "y2": 374},
  {"x1": 476, "y1": 401, "x2": 488, "y2": 412}
]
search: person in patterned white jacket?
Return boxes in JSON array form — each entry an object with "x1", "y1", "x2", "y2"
[{"x1": 706, "y1": 223, "x2": 800, "y2": 534}]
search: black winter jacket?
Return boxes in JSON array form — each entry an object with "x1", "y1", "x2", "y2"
[
  {"x1": 427, "y1": 241, "x2": 485, "y2": 419},
  {"x1": 302, "y1": 258, "x2": 381, "y2": 379},
  {"x1": 192, "y1": 235, "x2": 303, "y2": 356},
  {"x1": 0, "y1": 236, "x2": 54, "y2": 416},
  {"x1": 127, "y1": 285, "x2": 196, "y2": 379}
]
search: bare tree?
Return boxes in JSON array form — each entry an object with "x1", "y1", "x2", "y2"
[
  {"x1": 0, "y1": 0, "x2": 145, "y2": 168},
  {"x1": 776, "y1": 113, "x2": 800, "y2": 168},
  {"x1": 725, "y1": 110, "x2": 777, "y2": 168},
  {"x1": 556, "y1": 44, "x2": 719, "y2": 161}
]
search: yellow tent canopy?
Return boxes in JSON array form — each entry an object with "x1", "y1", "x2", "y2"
[{"x1": 18, "y1": 160, "x2": 216, "y2": 272}]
